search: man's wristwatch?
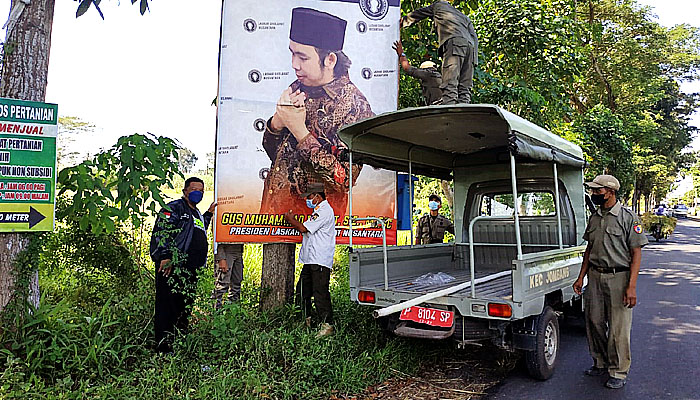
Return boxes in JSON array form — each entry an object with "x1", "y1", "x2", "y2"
[{"x1": 400, "y1": 52, "x2": 406, "y2": 58}]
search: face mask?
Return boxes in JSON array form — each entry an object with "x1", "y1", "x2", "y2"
[
  {"x1": 590, "y1": 193, "x2": 607, "y2": 206},
  {"x1": 188, "y1": 190, "x2": 204, "y2": 204},
  {"x1": 428, "y1": 201, "x2": 439, "y2": 211},
  {"x1": 306, "y1": 197, "x2": 316, "y2": 209}
]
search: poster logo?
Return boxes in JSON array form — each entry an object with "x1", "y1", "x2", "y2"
[
  {"x1": 243, "y1": 18, "x2": 257, "y2": 32},
  {"x1": 356, "y1": 21, "x2": 367, "y2": 34},
  {"x1": 359, "y1": 0, "x2": 389, "y2": 21},
  {"x1": 253, "y1": 118, "x2": 266, "y2": 132},
  {"x1": 248, "y1": 69, "x2": 262, "y2": 83},
  {"x1": 361, "y1": 68, "x2": 373, "y2": 80}
]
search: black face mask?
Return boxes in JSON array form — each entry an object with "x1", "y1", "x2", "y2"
[{"x1": 591, "y1": 193, "x2": 607, "y2": 206}]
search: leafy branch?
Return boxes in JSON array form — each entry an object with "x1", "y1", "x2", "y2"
[
  {"x1": 56, "y1": 133, "x2": 183, "y2": 234},
  {"x1": 75, "y1": 0, "x2": 150, "y2": 19}
]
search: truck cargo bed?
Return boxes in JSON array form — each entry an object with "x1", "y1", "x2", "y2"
[{"x1": 362, "y1": 269, "x2": 513, "y2": 300}]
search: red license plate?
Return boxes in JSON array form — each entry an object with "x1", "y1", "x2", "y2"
[{"x1": 399, "y1": 306, "x2": 454, "y2": 328}]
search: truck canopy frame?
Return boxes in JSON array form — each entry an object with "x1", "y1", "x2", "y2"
[
  {"x1": 338, "y1": 104, "x2": 585, "y2": 180},
  {"x1": 341, "y1": 105, "x2": 586, "y2": 312}
]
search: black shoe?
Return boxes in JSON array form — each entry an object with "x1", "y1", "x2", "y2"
[
  {"x1": 605, "y1": 377, "x2": 626, "y2": 389},
  {"x1": 585, "y1": 366, "x2": 607, "y2": 376}
]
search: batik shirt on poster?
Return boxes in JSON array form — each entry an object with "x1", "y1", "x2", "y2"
[{"x1": 215, "y1": 0, "x2": 400, "y2": 245}]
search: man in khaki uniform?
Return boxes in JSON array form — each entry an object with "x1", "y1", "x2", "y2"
[
  {"x1": 416, "y1": 194, "x2": 455, "y2": 244},
  {"x1": 212, "y1": 243, "x2": 244, "y2": 309},
  {"x1": 400, "y1": 0, "x2": 478, "y2": 104},
  {"x1": 392, "y1": 40, "x2": 442, "y2": 106},
  {"x1": 573, "y1": 175, "x2": 647, "y2": 389}
]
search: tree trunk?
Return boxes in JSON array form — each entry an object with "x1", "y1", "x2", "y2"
[
  {"x1": 439, "y1": 180, "x2": 454, "y2": 212},
  {"x1": 259, "y1": 243, "x2": 296, "y2": 311},
  {"x1": 587, "y1": 0, "x2": 616, "y2": 111},
  {"x1": 0, "y1": 0, "x2": 56, "y2": 313},
  {"x1": 631, "y1": 190, "x2": 639, "y2": 214}
]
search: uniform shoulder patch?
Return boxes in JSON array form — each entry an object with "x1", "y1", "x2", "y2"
[{"x1": 633, "y1": 223, "x2": 643, "y2": 234}]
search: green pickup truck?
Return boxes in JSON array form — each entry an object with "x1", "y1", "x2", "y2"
[{"x1": 340, "y1": 105, "x2": 588, "y2": 380}]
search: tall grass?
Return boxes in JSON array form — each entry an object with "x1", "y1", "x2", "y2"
[
  {"x1": 0, "y1": 174, "x2": 466, "y2": 399},
  {"x1": 0, "y1": 227, "x2": 436, "y2": 399}
]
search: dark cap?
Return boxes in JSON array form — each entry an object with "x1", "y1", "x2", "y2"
[
  {"x1": 290, "y1": 7, "x2": 347, "y2": 51},
  {"x1": 300, "y1": 182, "x2": 325, "y2": 198}
]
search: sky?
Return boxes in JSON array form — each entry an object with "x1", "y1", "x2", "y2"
[
  {"x1": 1, "y1": 0, "x2": 699, "y2": 176},
  {"x1": 3, "y1": 1, "x2": 223, "y2": 168},
  {"x1": 635, "y1": 0, "x2": 700, "y2": 197}
]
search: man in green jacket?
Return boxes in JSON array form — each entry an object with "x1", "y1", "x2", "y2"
[{"x1": 401, "y1": 0, "x2": 478, "y2": 104}]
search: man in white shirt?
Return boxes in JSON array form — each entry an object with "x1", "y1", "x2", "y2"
[{"x1": 283, "y1": 182, "x2": 336, "y2": 338}]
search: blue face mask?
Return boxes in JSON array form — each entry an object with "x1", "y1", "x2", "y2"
[
  {"x1": 428, "y1": 201, "x2": 439, "y2": 211},
  {"x1": 188, "y1": 190, "x2": 204, "y2": 204},
  {"x1": 306, "y1": 198, "x2": 316, "y2": 209}
]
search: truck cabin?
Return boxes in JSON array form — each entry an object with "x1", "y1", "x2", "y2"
[{"x1": 340, "y1": 105, "x2": 588, "y2": 295}]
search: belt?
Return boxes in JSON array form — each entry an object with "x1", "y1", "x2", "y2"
[{"x1": 591, "y1": 264, "x2": 629, "y2": 274}]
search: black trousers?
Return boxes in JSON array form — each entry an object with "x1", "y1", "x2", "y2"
[
  {"x1": 154, "y1": 262, "x2": 198, "y2": 352},
  {"x1": 295, "y1": 264, "x2": 333, "y2": 324}
]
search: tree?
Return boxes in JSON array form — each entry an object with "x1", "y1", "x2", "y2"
[
  {"x1": 0, "y1": 0, "x2": 151, "y2": 314},
  {"x1": 572, "y1": 0, "x2": 699, "y2": 210},
  {"x1": 176, "y1": 148, "x2": 198, "y2": 174},
  {"x1": 57, "y1": 116, "x2": 95, "y2": 168},
  {"x1": 472, "y1": 0, "x2": 583, "y2": 127},
  {"x1": 57, "y1": 133, "x2": 182, "y2": 234},
  {"x1": 0, "y1": 0, "x2": 56, "y2": 313},
  {"x1": 205, "y1": 151, "x2": 215, "y2": 174}
]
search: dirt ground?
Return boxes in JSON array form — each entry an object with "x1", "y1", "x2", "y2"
[{"x1": 338, "y1": 345, "x2": 520, "y2": 400}]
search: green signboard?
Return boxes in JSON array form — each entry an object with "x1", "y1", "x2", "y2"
[{"x1": 0, "y1": 98, "x2": 57, "y2": 231}]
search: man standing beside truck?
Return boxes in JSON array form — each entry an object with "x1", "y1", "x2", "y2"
[
  {"x1": 573, "y1": 174, "x2": 648, "y2": 389},
  {"x1": 283, "y1": 183, "x2": 336, "y2": 338},
  {"x1": 212, "y1": 243, "x2": 245, "y2": 309},
  {"x1": 416, "y1": 194, "x2": 455, "y2": 244},
  {"x1": 150, "y1": 177, "x2": 217, "y2": 353}
]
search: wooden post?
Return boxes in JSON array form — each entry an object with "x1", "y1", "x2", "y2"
[{"x1": 259, "y1": 243, "x2": 296, "y2": 310}]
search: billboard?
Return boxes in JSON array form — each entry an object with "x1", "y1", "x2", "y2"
[
  {"x1": 215, "y1": 0, "x2": 400, "y2": 244},
  {"x1": 0, "y1": 98, "x2": 56, "y2": 232}
]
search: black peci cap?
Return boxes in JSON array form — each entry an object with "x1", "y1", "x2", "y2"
[{"x1": 290, "y1": 7, "x2": 347, "y2": 51}]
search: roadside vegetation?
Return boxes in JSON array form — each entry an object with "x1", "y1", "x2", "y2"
[
  {"x1": 1, "y1": 0, "x2": 699, "y2": 398},
  {"x1": 0, "y1": 187, "x2": 511, "y2": 399}
]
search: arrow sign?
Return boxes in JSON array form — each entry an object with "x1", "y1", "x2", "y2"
[{"x1": 0, "y1": 207, "x2": 46, "y2": 228}]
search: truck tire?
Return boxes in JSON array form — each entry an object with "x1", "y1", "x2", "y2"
[{"x1": 525, "y1": 306, "x2": 559, "y2": 380}]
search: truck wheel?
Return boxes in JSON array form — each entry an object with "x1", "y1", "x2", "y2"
[{"x1": 525, "y1": 306, "x2": 559, "y2": 380}]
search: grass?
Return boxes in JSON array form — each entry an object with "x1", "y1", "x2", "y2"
[
  {"x1": 0, "y1": 234, "x2": 443, "y2": 400},
  {"x1": 0, "y1": 175, "x2": 476, "y2": 399}
]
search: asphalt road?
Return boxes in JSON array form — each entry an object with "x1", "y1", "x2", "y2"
[{"x1": 486, "y1": 218, "x2": 700, "y2": 400}]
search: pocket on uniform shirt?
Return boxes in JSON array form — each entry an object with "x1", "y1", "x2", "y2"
[{"x1": 605, "y1": 225, "x2": 623, "y2": 236}]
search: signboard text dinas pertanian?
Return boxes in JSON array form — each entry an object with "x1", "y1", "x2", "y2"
[{"x1": 0, "y1": 98, "x2": 57, "y2": 232}]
